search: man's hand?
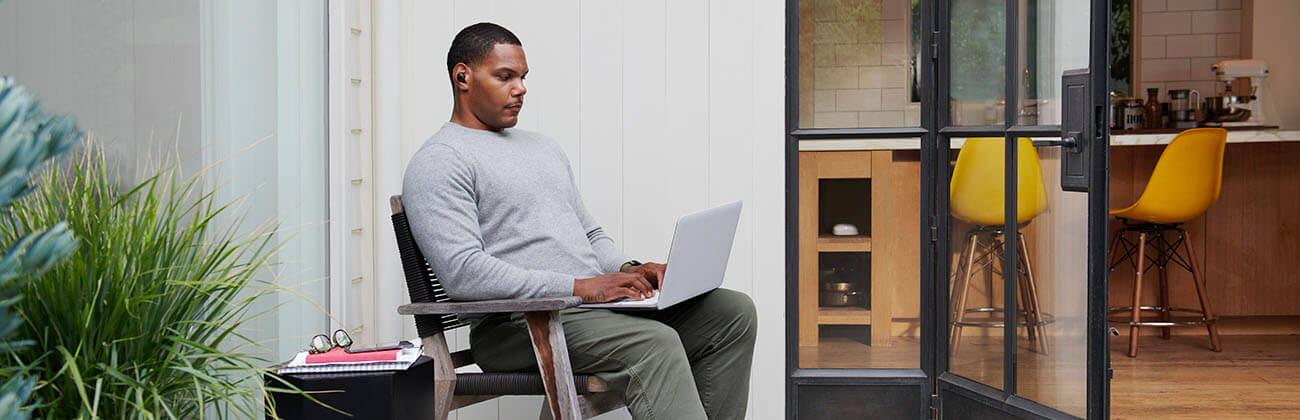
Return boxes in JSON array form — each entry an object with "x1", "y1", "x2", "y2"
[
  {"x1": 624, "y1": 262, "x2": 667, "y2": 289},
  {"x1": 574, "y1": 272, "x2": 656, "y2": 303}
]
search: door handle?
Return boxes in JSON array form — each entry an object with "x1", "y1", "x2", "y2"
[
  {"x1": 1059, "y1": 69, "x2": 1092, "y2": 192},
  {"x1": 1033, "y1": 135, "x2": 1079, "y2": 149}
]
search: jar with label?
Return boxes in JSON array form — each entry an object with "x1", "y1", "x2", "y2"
[{"x1": 1122, "y1": 98, "x2": 1144, "y2": 130}]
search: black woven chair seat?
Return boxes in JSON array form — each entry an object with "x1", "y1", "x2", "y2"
[{"x1": 453, "y1": 372, "x2": 594, "y2": 395}]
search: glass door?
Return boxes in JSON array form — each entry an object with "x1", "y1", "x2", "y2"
[
  {"x1": 933, "y1": 0, "x2": 1109, "y2": 419},
  {"x1": 784, "y1": 0, "x2": 1108, "y2": 418}
]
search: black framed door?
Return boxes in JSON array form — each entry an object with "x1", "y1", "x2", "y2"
[
  {"x1": 932, "y1": 0, "x2": 1109, "y2": 418},
  {"x1": 785, "y1": 0, "x2": 1110, "y2": 418}
]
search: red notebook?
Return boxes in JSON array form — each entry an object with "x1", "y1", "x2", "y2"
[{"x1": 305, "y1": 347, "x2": 401, "y2": 364}]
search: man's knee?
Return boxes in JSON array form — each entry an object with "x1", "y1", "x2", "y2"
[
  {"x1": 637, "y1": 322, "x2": 688, "y2": 354},
  {"x1": 706, "y1": 289, "x2": 759, "y2": 344}
]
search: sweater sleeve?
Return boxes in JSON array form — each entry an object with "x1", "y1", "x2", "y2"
[
  {"x1": 402, "y1": 144, "x2": 575, "y2": 300},
  {"x1": 557, "y1": 147, "x2": 631, "y2": 274}
]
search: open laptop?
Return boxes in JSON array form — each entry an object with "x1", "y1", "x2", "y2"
[{"x1": 581, "y1": 200, "x2": 743, "y2": 310}]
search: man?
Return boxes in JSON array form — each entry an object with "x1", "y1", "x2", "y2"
[{"x1": 401, "y1": 23, "x2": 757, "y2": 420}]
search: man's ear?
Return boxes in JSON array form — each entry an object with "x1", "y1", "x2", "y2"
[{"x1": 453, "y1": 63, "x2": 471, "y2": 92}]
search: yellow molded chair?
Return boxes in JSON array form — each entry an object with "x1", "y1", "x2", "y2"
[
  {"x1": 1108, "y1": 127, "x2": 1227, "y2": 357},
  {"x1": 948, "y1": 137, "x2": 1050, "y2": 354}
]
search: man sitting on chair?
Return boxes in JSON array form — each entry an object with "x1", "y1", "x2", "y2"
[{"x1": 401, "y1": 22, "x2": 758, "y2": 420}]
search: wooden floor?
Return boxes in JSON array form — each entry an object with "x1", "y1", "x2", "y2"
[
  {"x1": 799, "y1": 330, "x2": 1300, "y2": 418},
  {"x1": 1111, "y1": 334, "x2": 1300, "y2": 419}
]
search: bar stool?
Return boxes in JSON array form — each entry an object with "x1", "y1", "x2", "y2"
[
  {"x1": 1109, "y1": 127, "x2": 1227, "y2": 357},
  {"x1": 949, "y1": 137, "x2": 1051, "y2": 354}
]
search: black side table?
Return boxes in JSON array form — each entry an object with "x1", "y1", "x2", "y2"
[{"x1": 266, "y1": 356, "x2": 434, "y2": 419}]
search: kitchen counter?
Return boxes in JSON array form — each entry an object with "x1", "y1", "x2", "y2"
[{"x1": 797, "y1": 129, "x2": 1300, "y2": 151}]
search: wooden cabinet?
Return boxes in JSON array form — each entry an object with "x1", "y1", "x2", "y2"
[{"x1": 798, "y1": 151, "x2": 920, "y2": 349}]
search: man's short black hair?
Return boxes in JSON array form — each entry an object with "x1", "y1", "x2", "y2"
[{"x1": 447, "y1": 22, "x2": 522, "y2": 79}]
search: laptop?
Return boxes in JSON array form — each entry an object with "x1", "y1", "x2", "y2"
[{"x1": 581, "y1": 200, "x2": 743, "y2": 310}]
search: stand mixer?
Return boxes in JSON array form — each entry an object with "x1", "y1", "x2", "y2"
[{"x1": 1209, "y1": 59, "x2": 1270, "y2": 126}]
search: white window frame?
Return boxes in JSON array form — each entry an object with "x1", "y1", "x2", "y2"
[{"x1": 327, "y1": 0, "x2": 377, "y2": 345}]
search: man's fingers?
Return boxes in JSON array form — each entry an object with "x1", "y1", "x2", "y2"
[
  {"x1": 617, "y1": 286, "x2": 645, "y2": 300},
  {"x1": 623, "y1": 274, "x2": 655, "y2": 297}
]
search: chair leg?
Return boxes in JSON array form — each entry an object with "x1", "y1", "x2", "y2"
[
  {"x1": 950, "y1": 232, "x2": 979, "y2": 354},
  {"x1": 1018, "y1": 233, "x2": 1048, "y2": 355},
  {"x1": 1157, "y1": 232, "x2": 1172, "y2": 340},
  {"x1": 1128, "y1": 232, "x2": 1148, "y2": 358},
  {"x1": 524, "y1": 311, "x2": 584, "y2": 420},
  {"x1": 424, "y1": 334, "x2": 457, "y2": 420},
  {"x1": 1180, "y1": 231, "x2": 1223, "y2": 352}
]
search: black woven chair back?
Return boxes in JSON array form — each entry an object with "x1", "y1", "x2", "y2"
[{"x1": 390, "y1": 196, "x2": 467, "y2": 338}]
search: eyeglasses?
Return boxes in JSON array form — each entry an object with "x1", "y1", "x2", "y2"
[{"x1": 308, "y1": 329, "x2": 354, "y2": 354}]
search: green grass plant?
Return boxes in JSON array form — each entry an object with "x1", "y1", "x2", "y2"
[
  {"x1": 0, "y1": 76, "x2": 81, "y2": 420},
  {"x1": 1, "y1": 141, "x2": 287, "y2": 419}
]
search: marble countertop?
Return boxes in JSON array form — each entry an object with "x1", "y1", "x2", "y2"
[{"x1": 798, "y1": 129, "x2": 1300, "y2": 151}]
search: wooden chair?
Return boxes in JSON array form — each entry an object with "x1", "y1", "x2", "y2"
[{"x1": 389, "y1": 195, "x2": 626, "y2": 419}]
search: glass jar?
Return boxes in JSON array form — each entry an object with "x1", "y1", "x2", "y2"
[
  {"x1": 1144, "y1": 88, "x2": 1162, "y2": 129},
  {"x1": 1122, "y1": 98, "x2": 1144, "y2": 130}
]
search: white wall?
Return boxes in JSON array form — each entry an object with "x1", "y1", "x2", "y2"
[
  {"x1": 368, "y1": 0, "x2": 786, "y2": 418},
  {"x1": 1252, "y1": 0, "x2": 1300, "y2": 129}
]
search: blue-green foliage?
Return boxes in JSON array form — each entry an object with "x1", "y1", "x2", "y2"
[{"x1": 0, "y1": 76, "x2": 82, "y2": 420}]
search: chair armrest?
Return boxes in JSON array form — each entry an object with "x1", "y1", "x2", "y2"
[{"x1": 398, "y1": 296, "x2": 582, "y2": 315}]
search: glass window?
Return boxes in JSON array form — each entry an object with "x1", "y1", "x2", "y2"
[
  {"x1": 0, "y1": 0, "x2": 329, "y2": 362},
  {"x1": 949, "y1": 0, "x2": 1006, "y2": 126},
  {"x1": 797, "y1": 0, "x2": 921, "y2": 129},
  {"x1": 798, "y1": 150, "x2": 921, "y2": 369}
]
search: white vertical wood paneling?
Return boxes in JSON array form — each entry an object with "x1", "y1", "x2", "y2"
[
  {"x1": 749, "y1": 0, "x2": 788, "y2": 417},
  {"x1": 620, "y1": 1, "x2": 675, "y2": 262},
  {"x1": 367, "y1": 1, "x2": 786, "y2": 418},
  {"x1": 578, "y1": 0, "x2": 626, "y2": 248},
  {"x1": 661, "y1": 0, "x2": 713, "y2": 259},
  {"x1": 708, "y1": 0, "x2": 757, "y2": 298}
]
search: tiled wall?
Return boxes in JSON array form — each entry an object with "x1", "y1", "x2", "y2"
[
  {"x1": 800, "y1": 0, "x2": 919, "y2": 128},
  {"x1": 1138, "y1": 0, "x2": 1248, "y2": 101}
]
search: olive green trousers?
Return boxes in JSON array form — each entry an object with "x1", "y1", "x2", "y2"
[{"x1": 470, "y1": 288, "x2": 758, "y2": 420}]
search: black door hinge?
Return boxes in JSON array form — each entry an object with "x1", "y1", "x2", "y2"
[
  {"x1": 930, "y1": 31, "x2": 939, "y2": 60},
  {"x1": 929, "y1": 394, "x2": 940, "y2": 419},
  {"x1": 929, "y1": 225, "x2": 938, "y2": 242}
]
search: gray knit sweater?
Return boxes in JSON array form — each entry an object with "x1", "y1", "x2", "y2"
[{"x1": 401, "y1": 122, "x2": 630, "y2": 303}]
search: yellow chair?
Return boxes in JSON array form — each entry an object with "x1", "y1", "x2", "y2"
[
  {"x1": 948, "y1": 137, "x2": 1050, "y2": 354},
  {"x1": 1109, "y1": 127, "x2": 1227, "y2": 357}
]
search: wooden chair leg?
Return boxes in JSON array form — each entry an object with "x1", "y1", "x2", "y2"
[
  {"x1": 1180, "y1": 231, "x2": 1223, "y2": 352},
  {"x1": 424, "y1": 333, "x2": 457, "y2": 420},
  {"x1": 1128, "y1": 232, "x2": 1147, "y2": 358},
  {"x1": 1018, "y1": 233, "x2": 1048, "y2": 355},
  {"x1": 950, "y1": 232, "x2": 979, "y2": 354},
  {"x1": 948, "y1": 232, "x2": 974, "y2": 343},
  {"x1": 1014, "y1": 261, "x2": 1037, "y2": 350},
  {"x1": 1157, "y1": 232, "x2": 1172, "y2": 340},
  {"x1": 524, "y1": 311, "x2": 583, "y2": 420}
]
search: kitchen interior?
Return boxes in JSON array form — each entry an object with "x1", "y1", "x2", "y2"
[{"x1": 795, "y1": 0, "x2": 1299, "y2": 417}]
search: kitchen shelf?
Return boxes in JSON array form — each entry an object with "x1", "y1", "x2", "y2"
[
  {"x1": 818, "y1": 307, "x2": 872, "y2": 325},
  {"x1": 800, "y1": 150, "x2": 895, "y2": 349},
  {"x1": 817, "y1": 235, "x2": 872, "y2": 252}
]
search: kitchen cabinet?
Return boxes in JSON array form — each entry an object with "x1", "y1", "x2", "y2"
[{"x1": 797, "y1": 151, "x2": 921, "y2": 352}]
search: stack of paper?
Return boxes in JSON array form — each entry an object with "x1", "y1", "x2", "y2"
[{"x1": 277, "y1": 340, "x2": 423, "y2": 374}]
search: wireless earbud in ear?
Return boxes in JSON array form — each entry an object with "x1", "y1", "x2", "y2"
[{"x1": 457, "y1": 73, "x2": 466, "y2": 83}]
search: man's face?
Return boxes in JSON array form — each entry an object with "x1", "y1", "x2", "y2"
[{"x1": 465, "y1": 44, "x2": 528, "y2": 130}]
